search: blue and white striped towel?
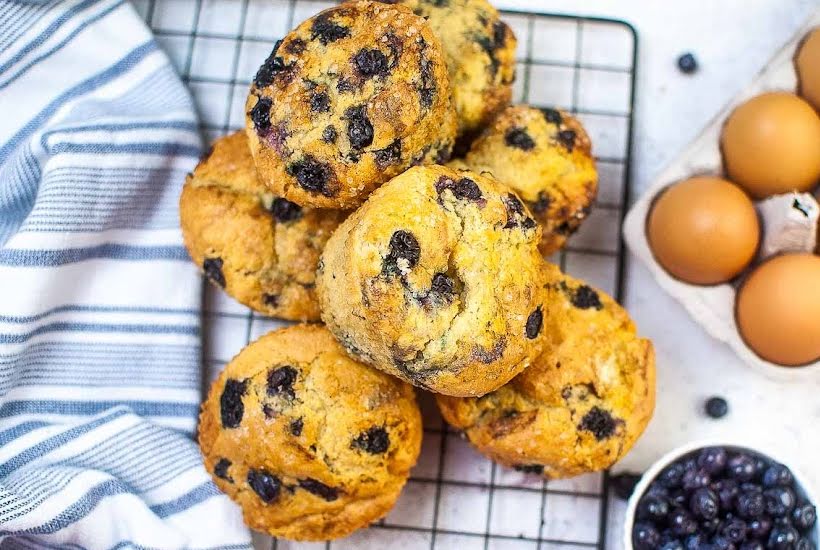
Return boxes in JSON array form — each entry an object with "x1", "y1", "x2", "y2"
[{"x1": 0, "y1": 1, "x2": 251, "y2": 547}]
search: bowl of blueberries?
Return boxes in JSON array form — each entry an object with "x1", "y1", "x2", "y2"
[{"x1": 624, "y1": 441, "x2": 817, "y2": 550}]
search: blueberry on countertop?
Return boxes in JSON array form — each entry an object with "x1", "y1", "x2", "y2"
[
  {"x1": 705, "y1": 396, "x2": 729, "y2": 419},
  {"x1": 677, "y1": 52, "x2": 699, "y2": 74}
]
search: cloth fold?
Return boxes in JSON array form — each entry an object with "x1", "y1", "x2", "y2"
[{"x1": 0, "y1": 0, "x2": 251, "y2": 547}]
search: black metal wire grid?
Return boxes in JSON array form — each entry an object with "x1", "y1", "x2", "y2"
[{"x1": 130, "y1": 1, "x2": 639, "y2": 547}]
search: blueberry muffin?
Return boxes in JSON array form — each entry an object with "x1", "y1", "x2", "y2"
[
  {"x1": 384, "y1": 0, "x2": 516, "y2": 139},
  {"x1": 460, "y1": 105, "x2": 598, "y2": 255},
  {"x1": 437, "y1": 264, "x2": 655, "y2": 478},
  {"x1": 245, "y1": 0, "x2": 457, "y2": 209},
  {"x1": 316, "y1": 164, "x2": 549, "y2": 397},
  {"x1": 180, "y1": 131, "x2": 346, "y2": 321},
  {"x1": 199, "y1": 324, "x2": 423, "y2": 541}
]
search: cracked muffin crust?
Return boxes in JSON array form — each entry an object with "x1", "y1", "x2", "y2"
[
  {"x1": 198, "y1": 324, "x2": 422, "y2": 541},
  {"x1": 245, "y1": 0, "x2": 457, "y2": 209},
  {"x1": 383, "y1": 0, "x2": 516, "y2": 139},
  {"x1": 316, "y1": 164, "x2": 549, "y2": 397},
  {"x1": 458, "y1": 105, "x2": 598, "y2": 255},
  {"x1": 436, "y1": 264, "x2": 655, "y2": 478},
  {"x1": 180, "y1": 131, "x2": 346, "y2": 321}
]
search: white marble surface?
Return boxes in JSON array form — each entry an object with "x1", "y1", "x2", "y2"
[{"x1": 496, "y1": 0, "x2": 820, "y2": 545}]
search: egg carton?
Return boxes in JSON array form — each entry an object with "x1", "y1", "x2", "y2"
[{"x1": 622, "y1": 10, "x2": 820, "y2": 381}]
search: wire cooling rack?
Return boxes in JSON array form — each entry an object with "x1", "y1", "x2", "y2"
[{"x1": 131, "y1": 0, "x2": 638, "y2": 547}]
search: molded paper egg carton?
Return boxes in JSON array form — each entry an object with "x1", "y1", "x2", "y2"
[{"x1": 623, "y1": 10, "x2": 820, "y2": 381}]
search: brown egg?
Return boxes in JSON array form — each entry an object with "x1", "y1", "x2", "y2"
[
  {"x1": 736, "y1": 253, "x2": 820, "y2": 366},
  {"x1": 797, "y1": 28, "x2": 820, "y2": 111},
  {"x1": 721, "y1": 92, "x2": 820, "y2": 199},
  {"x1": 648, "y1": 176, "x2": 760, "y2": 285}
]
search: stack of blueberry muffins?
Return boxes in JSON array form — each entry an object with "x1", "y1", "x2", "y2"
[{"x1": 180, "y1": 0, "x2": 656, "y2": 541}]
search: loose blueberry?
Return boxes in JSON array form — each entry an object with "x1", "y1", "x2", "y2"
[
  {"x1": 677, "y1": 53, "x2": 699, "y2": 74},
  {"x1": 249, "y1": 96, "x2": 273, "y2": 134},
  {"x1": 691, "y1": 487, "x2": 720, "y2": 520},
  {"x1": 747, "y1": 517, "x2": 773, "y2": 539},
  {"x1": 764, "y1": 487, "x2": 797, "y2": 518},
  {"x1": 669, "y1": 489, "x2": 688, "y2": 509},
  {"x1": 637, "y1": 493, "x2": 670, "y2": 522},
  {"x1": 720, "y1": 518, "x2": 748, "y2": 543},
  {"x1": 525, "y1": 307, "x2": 543, "y2": 339},
  {"x1": 220, "y1": 378, "x2": 247, "y2": 428},
  {"x1": 728, "y1": 454, "x2": 757, "y2": 482},
  {"x1": 753, "y1": 457, "x2": 768, "y2": 479},
  {"x1": 299, "y1": 478, "x2": 339, "y2": 501},
  {"x1": 768, "y1": 524, "x2": 800, "y2": 550},
  {"x1": 701, "y1": 517, "x2": 721, "y2": 535},
  {"x1": 659, "y1": 540, "x2": 685, "y2": 550},
  {"x1": 704, "y1": 397, "x2": 729, "y2": 419},
  {"x1": 247, "y1": 469, "x2": 281, "y2": 503},
  {"x1": 505, "y1": 128, "x2": 535, "y2": 151},
  {"x1": 267, "y1": 366, "x2": 297, "y2": 398},
  {"x1": 684, "y1": 534, "x2": 708, "y2": 550},
  {"x1": 710, "y1": 535, "x2": 734, "y2": 550},
  {"x1": 310, "y1": 91, "x2": 330, "y2": 112},
  {"x1": 270, "y1": 198, "x2": 303, "y2": 223},
  {"x1": 345, "y1": 105, "x2": 373, "y2": 149},
  {"x1": 762, "y1": 464, "x2": 794, "y2": 488},
  {"x1": 214, "y1": 458, "x2": 232, "y2": 482},
  {"x1": 795, "y1": 538, "x2": 817, "y2": 550},
  {"x1": 669, "y1": 508, "x2": 698, "y2": 537},
  {"x1": 353, "y1": 48, "x2": 388, "y2": 77},
  {"x1": 713, "y1": 479, "x2": 740, "y2": 512},
  {"x1": 287, "y1": 156, "x2": 333, "y2": 195},
  {"x1": 682, "y1": 468, "x2": 711, "y2": 491},
  {"x1": 792, "y1": 502, "x2": 817, "y2": 531},
  {"x1": 633, "y1": 522, "x2": 662, "y2": 550},
  {"x1": 203, "y1": 257, "x2": 226, "y2": 288},
  {"x1": 659, "y1": 462, "x2": 686, "y2": 489},
  {"x1": 610, "y1": 473, "x2": 641, "y2": 500},
  {"x1": 311, "y1": 13, "x2": 350, "y2": 45},
  {"x1": 736, "y1": 489, "x2": 766, "y2": 519},
  {"x1": 698, "y1": 447, "x2": 728, "y2": 475},
  {"x1": 739, "y1": 541, "x2": 765, "y2": 550},
  {"x1": 352, "y1": 426, "x2": 390, "y2": 454},
  {"x1": 557, "y1": 129, "x2": 577, "y2": 152}
]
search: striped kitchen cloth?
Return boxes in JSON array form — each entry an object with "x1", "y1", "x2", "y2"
[{"x1": 0, "y1": 0, "x2": 251, "y2": 548}]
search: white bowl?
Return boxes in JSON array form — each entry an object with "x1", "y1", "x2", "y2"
[{"x1": 623, "y1": 439, "x2": 819, "y2": 550}]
